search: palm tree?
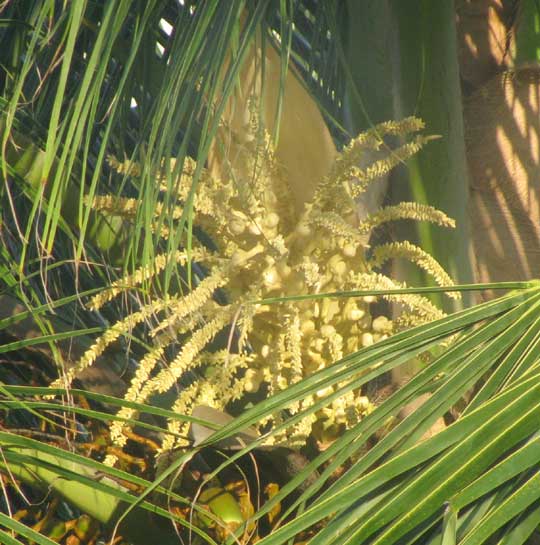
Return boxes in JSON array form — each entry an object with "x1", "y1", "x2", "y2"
[{"x1": 1, "y1": 2, "x2": 540, "y2": 544}]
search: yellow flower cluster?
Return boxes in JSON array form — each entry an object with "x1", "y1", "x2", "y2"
[{"x1": 58, "y1": 111, "x2": 458, "y2": 459}]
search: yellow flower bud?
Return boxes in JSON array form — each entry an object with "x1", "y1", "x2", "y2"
[
  {"x1": 263, "y1": 267, "x2": 281, "y2": 289},
  {"x1": 357, "y1": 315, "x2": 372, "y2": 330},
  {"x1": 334, "y1": 407, "x2": 346, "y2": 423},
  {"x1": 316, "y1": 386, "x2": 333, "y2": 399},
  {"x1": 228, "y1": 217, "x2": 245, "y2": 235},
  {"x1": 342, "y1": 243, "x2": 357, "y2": 257},
  {"x1": 346, "y1": 337, "x2": 359, "y2": 352},
  {"x1": 361, "y1": 332, "x2": 374, "y2": 347},
  {"x1": 230, "y1": 243, "x2": 264, "y2": 267},
  {"x1": 276, "y1": 261, "x2": 292, "y2": 278},
  {"x1": 295, "y1": 222, "x2": 311, "y2": 237},
  {"x1": 328, "y1": 254, "x2": 347, "y2": 277},
  {"x1": 248, "y1": 222, "x2": 263, "y2": 236},
  {"x1": 357, "y1": 396, "x2": 371, "y2": 412},
  {"x1": 332, "y1": 260, "x2": 348, "y2": 277},
  {"x1": 264, "y1": 212, "x2": 280, "y2": 229},
  {"x1": 320, "y1": 324, "x2": 336, "y2": 338},
  {"x1": 244, "y1": 369, "x2": 263, "y2": 393},
  {"x1": 310, "y1": 337, "x2": 325, "y2": 352},
  {"x1": 347, "y1": 308, "x2": 366, "y2": 321},
  {"x1": 300, "y1": 319, "x2": 316, "y2": 335},
  {"x1": 372, "y1": 315, "x2": 392, "y2": 333}
]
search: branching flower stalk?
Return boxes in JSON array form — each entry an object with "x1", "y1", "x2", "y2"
[{"x1": 51, "y1": 110, "x2": 458, "y2": 461}]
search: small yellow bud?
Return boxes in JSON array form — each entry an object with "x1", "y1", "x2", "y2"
[
  {"x1": 230, "y1": 251, "x2": 244, "y2": 268},
  {"x1": 264, "y1": 227, "x2": 278, "y2": 240},
  {"x1": 361, "y1": 332, "x2": 374, "y2": 347},
  {"x1": 228, "y1": 217, "x2": 245, "y2": 235},
  {"x1": 295, "y1": 222, "x2": 311, "y2": 237},
  {"x1": 276, "y1": 261, "x2": 292, "y2": 278},
  {"x1": 321, "y1": 300, "x2": 340, "y2": 322},
  {"x1": 301, "y1": 319, "x2": 316, "y2": 335},
  {"x1": 263, "y1": 267, "x2": 281, "y2": 289},
  {"x1": 332, "y1": 260, "x2": 348, "y2": 277},
  {"x1": 245, "y1": 369, "x2": 263, "y2": 393},
  {"x1": 248, "y1": 222, "x2": 263, "y2": 236},
  {"x1": 261, "y1": 345, "x2": 270, "y2": 358},
  {"x1": 321, "y1": 298, "x2": 330, "y2": 321},
  {"x1": 358, "y1": 315, "x2": 372, "y2": 330},
  {"x1": 320, "y1": 407, "x2": 334, "y2": 420},
  {"x1": 357, "y1": 396, "x2": 371, "y2": 412},
  {"x1": 320, "y1": 324, "x2": 336, "y2": 338},
  {"x1": 342, "y1": 243, "x2": 357, "y2": 257},
  {"x1": 311, "y1": 337, "x2": 325, "y2": 352},
  {"x1": 334, "y1": 407, "x2": 346, "y2": 422},
  {"x1": 372, "y1": 315, "x2": 392, "y2": 333},
  {"x1": 328, "y1": 254, "x2": 347, "y2": 276},
  {"x1": 264, "y1": 212, "x2": 280, "y2": 229},
  {"x1": 316, "y1": 386, "x2": 333, "y2": 399},
  {"x1": 230, "y1": 243, "x2": 264, "y2": 267},
  {"x1": 347, "y1": 308, "x2": 366, "y2": 321}
]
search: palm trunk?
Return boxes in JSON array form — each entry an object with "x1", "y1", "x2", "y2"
[{"x1": 391, "y1": 0, "x2": 473, "y2": 311}]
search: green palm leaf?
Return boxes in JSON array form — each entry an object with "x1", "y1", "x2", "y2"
[{"x1": 188, "y1": 283, "x2": 540, "y2": 545}]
